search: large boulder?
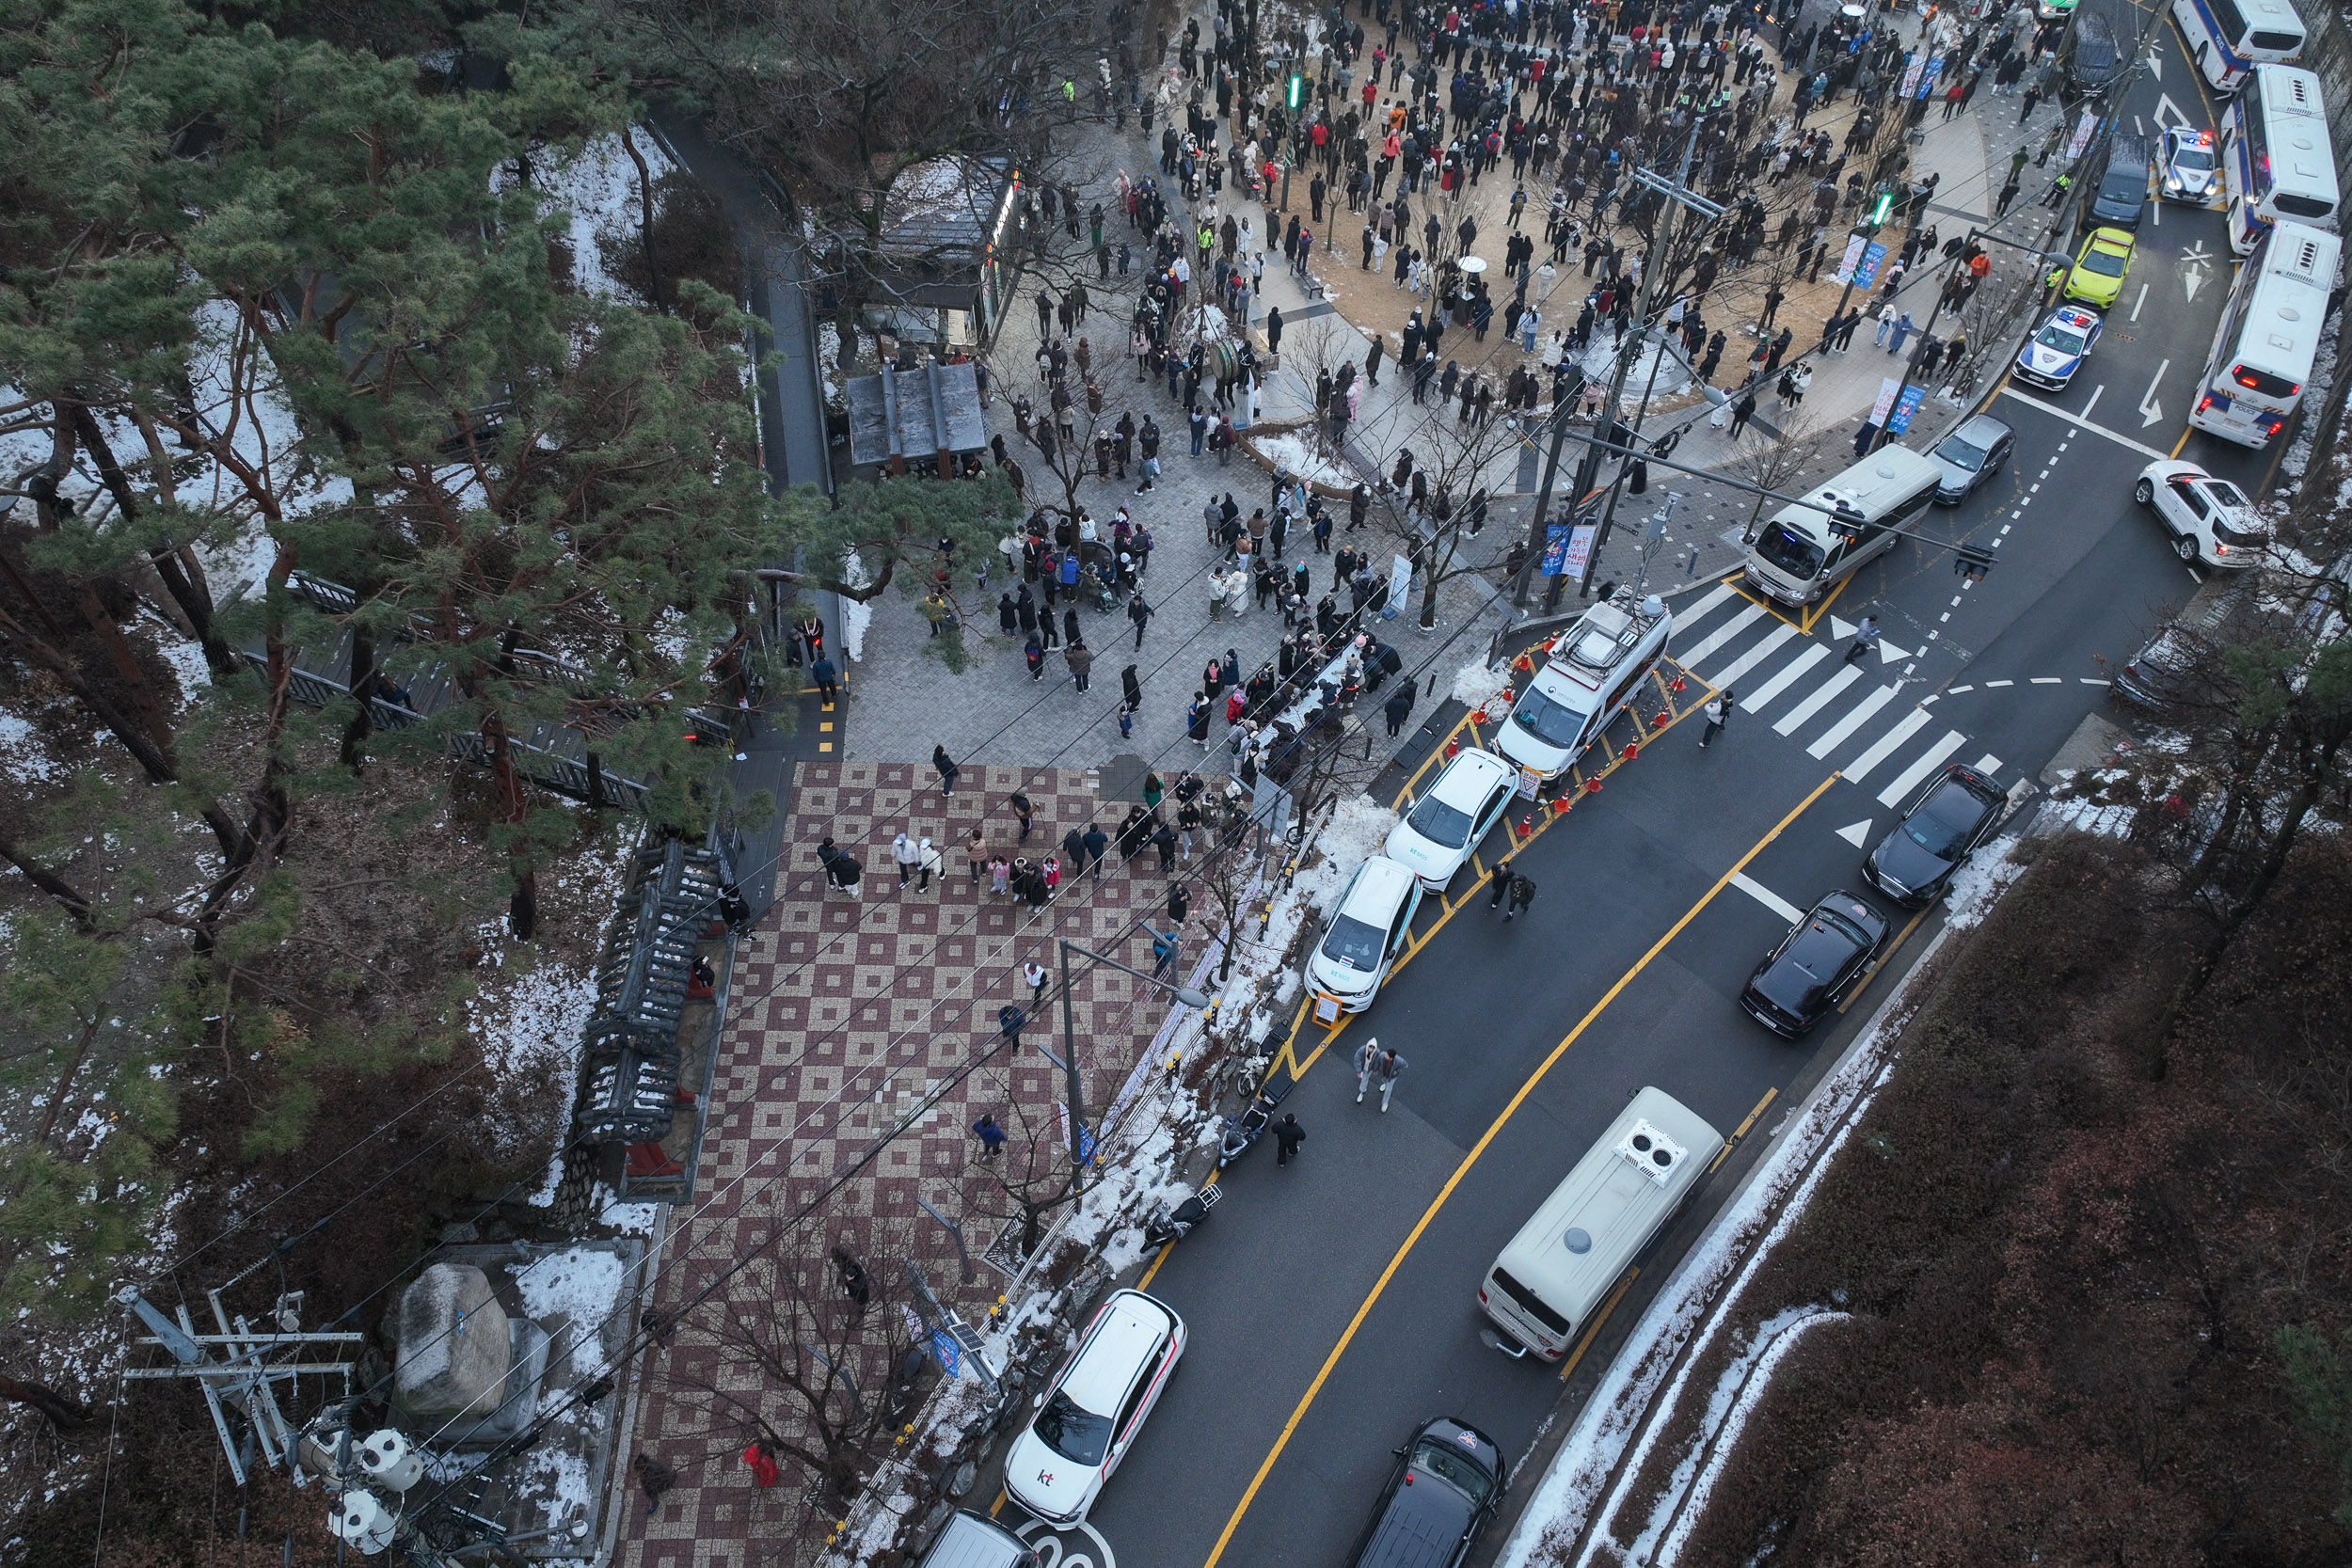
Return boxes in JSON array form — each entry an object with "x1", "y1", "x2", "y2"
[{"x1": 392, "y1": 1263, "x2": 510, "y2": 1418}]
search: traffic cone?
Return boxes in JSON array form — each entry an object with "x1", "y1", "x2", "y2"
[
  {"x1": 1650, "y1": 711, "x2": 1670, "y2": 729},
  {"x1": 1514, "y1": 816, "x2": 1533, "y2": 838},
  {"x1": 1585, "y1": 778, "x2": 1603, "y2": 795},
  {"x1": 1444, "y1": 737, "x2": 1460, "y2": 759},
  {"x1": 1622, "y1": 742, "x2": 1639, "y2": 762},
  {"x1": 1668, "y1": 674, "x2": 1688, "y2": 693},
  {"x1": 1549, "y1": 796, "x2": 1572, "y2": 816}
]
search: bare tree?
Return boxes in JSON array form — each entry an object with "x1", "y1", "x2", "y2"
[
  {"x1": 1724, "y1": 405, "x2": 1833, "y2": 544},
  {"x1": 1371, "y1": 404, "x2": 1525, "y2": 633},
  {"x1": 659, "y1": 1218, "x2": 930, "y2": 1513}
]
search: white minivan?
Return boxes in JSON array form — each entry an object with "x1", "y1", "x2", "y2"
[
  {"x1": 1478, "y1": 1087, "x2": 1724, "y2": 1361},
  {"x1": 1742, "y1": 447, "x2": 1942, "y2": 607},
  {"x1": 1493, "y1": 594, "x2": 1674, "y2": 783},
  {"x1": 1306, "y1": 855, "x2": 1425, "y2": 1015}
]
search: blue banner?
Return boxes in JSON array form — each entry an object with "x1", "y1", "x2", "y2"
[
  {"x1": 1915, "y1": 55, "x2": 1944, "y2": 101},
  {"x1": 1886, "y1": 383, "x2": 1928, "y2": 435},
  {"x1": 931, "y1": 1327, "x2": 961, "y2": 1377},
  {"x1": 1541, "y1": 520, "x2": 1573, "y2": 575},
  {"x1": 1852, "y1": 241, "x2": 1888, "y2": 290}
]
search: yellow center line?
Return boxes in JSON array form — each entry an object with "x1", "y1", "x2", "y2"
[
  {"x1": 1197, "y1": 771, "x2": 1844, "y2": 1568},
  {"x1": 1558, "y1": 1267, "x2": 1639, "y2": 1381}
]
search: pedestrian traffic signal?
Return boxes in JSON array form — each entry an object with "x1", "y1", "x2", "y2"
[
  {"x1": 1954, "y1": 545, "x2": 1994, "y2": 583},
  {"x1": 1865, "y1": 189, "x2": 1894, "y2": 229},
  {"x1": 1287, "y1": 71, "x2": 1304, "y2": 109}
]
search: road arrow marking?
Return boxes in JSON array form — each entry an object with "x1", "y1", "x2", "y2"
[
  {"x1": 1879, "y1": 640, "x2": 1911, "y2": 664},
  {"x1": 1830, "y1": 615, "x2": 1857, "y2": 640},
  {"x1": 1836, "y1": 819, "x2": 1873, "y2": 847},
  {"x1": 2145, "y1": 51, "x2": 2163, "y2": 82},
  {"x1": 2184, "y1": 267, "x2": 2205, "y2": 304},
  {"x1": 2153, "y1": 92, "x2": 2190, "y2": 128},
  {"x1": 2140, "y1": 361, "x2": 2171, "y2": 427}
]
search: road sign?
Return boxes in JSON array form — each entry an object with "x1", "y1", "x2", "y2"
[
  {"x1": 1560, "y1": 522, "x2": 1597, "y2": 580},
  {"x1": 1834, "y1": 232, "x2": 1868, "y2": 282},
  {"x1": 1870, "y1": 376, "x2": 1902, "y2": 426},
  {"x1": 930, "y1": 1327, "x2": 961, "y2": 1378},
  {"x1": 1851, "y1": 240, "x2": 1888, "y2": 289},
  {"x1": 1541, "y1": 519, "x2": 1573, "y2": 574},
  {"x1": 1886, "y1": 383, "x2": 1927, "y2": 435}
]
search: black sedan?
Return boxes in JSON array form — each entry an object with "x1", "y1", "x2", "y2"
[
  {"x1": 1863, "y1": 765, "x2": 2007, "y2": 906},
  {"x1": 1345, "y1": 1418, "x2": 1508, "y2": 1568},
  {"x1": 1739, "y1": 893, "x2": 1889, "y2": 1038}
]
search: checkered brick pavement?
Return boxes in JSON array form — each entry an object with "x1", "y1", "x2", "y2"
[{"x1": 622, "y1": 761, "x2": 1199, "y2": 1568}]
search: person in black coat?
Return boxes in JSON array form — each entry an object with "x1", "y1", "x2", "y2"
[
  {"x1": 998, "y1": 593, "x2": 1020, "y2": 634},
  {"x1": 1384, "y1": 683, "x2": 1417, "y2": 736},
  {"x1": 1063, "y1": 608, "x2": 1081, "y2": 645},
  {"x1": 1016, "y1": 586, "x2": 1039, "y2": 633}
]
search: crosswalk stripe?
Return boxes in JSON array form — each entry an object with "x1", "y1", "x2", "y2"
[
  {"x1": 1776, "y1": 664, "x2": 1861, "y2": 734},
  {"x1": 1972, "y1": 753, "x2": 2001, "y2": 773},
  {"x1": 1675, "y1": 602, "x2": 1768, "y2": 672},
  {"x1": 1743, "y1": 643, "x2": 1830, "y2": 715},
  {"x1": 1844, "y1": 707, "x2": 1933, "y2": 784},
  {"x1": 1701, "y1": 623, "x2": 1799, "y2": 690},
  {"x1": 1806, "y1": 682, "x2": 1898, "y2": 756},
  {"x1": 1671, "y1": 581, "x2": 1741, "y2": 635},
  {"x1": 1876, "y1": 729, "x2": 1970, "y2": 806}
]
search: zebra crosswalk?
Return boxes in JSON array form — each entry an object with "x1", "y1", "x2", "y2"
[{"x1": 1665, "y1": 583, "x2": 1983, "y2": 805}]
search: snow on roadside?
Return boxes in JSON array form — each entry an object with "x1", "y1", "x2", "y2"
[
  {"x1": 1252, "y1": 430, "x2": 1357, "y2": 490},
  {"x1": 1290, "y1": 792, "x2": 1399, "y2": 912},
  {"x1": 1452, "y1": 652, "x2": 1511, "y2": 711}
]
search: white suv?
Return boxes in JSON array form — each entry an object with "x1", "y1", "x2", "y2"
[
  {"x1": 2136, "y1": 461, "x2": 2268, "y2": 568},
  {"x1": 1003, "y1": 1290, "x2": 1184, "y2": 1525},
  {"x1": 1384, "y1": 749, "x2": 1518, "y2": 891}
]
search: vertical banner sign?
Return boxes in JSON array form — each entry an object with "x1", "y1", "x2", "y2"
[
  {"x1": 1561, "y1": 522, "x2": 1599, "y2": 580},
  {"x1": 1915, "y1": 55, "x2": 1944, "y2": 100},
  {"x1": 1852, "y1": 240, "x2": 1889, "y2": 290},
  {"x1": 2065, "y1": 109, "x2": 2100, "y2": 162},
  {"x1": 1834, "y1": 232, "x2": 1869, "y2": 283},
  {"x1": 930, "y1": 1328, "x2": 961, "y2": 1378},
  {"x1": 1388, "y1": 552, "x2": 1413, "y2": 610},
  {"x1": 1870, "y1": 376, "x2": 1903, "y2": 427},
  {"x1": 1887, "y1": 383, "x2": 1929, "y2": 434},
  {"x1": 1899, "y1": 51, "x2": 1927, "y2": 98},
  {"x1": 1541, "y1": 519, "x2": 1573, "y2": 574}
]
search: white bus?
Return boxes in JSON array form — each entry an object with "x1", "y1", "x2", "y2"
[
  {"x1": 2219, "y1": 63, "x2": 2338, "y2": 254},
  {"x1": 2188, "y1": 220, "x2": 2342, "y2": 449},
  {"x1": 1742, "y1": 446, "x2": 1943, "y2": 608},
  {"x1": 1478, "y1": 1087, "x2": 1724, "y2": 1362},
  {"x1": 2171, "y1": 0, "x2": 2305, "y2": 90}
]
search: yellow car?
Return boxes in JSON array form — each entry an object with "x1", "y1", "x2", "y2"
[{"x1": 2056, "y1": 227, "x2": 2135, "y2": 308}]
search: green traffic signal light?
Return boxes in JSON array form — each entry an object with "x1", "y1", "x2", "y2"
[
  {"x1": 1287, "y1": 71, "x2": 1303, "y2": 109},
  {"x1": 1865, "y1": 190, "x2": 1894, "y2": 229}
]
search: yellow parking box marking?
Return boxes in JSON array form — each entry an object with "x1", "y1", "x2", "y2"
[
  {"x1": 1198, "y1": 773, "x2": 1843, "y2": 1568},
  {"x1": 1710, "y1": 1087, "x2": 1780, "y2": 1172}
]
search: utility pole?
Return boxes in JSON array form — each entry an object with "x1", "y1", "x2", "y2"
[{"x1": 1575, "y1": 122, "x2": 1724, "y2": 597}]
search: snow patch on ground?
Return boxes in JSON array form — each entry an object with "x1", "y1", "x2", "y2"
[
  {"x1": 1452, "y1": 653, "x2": 1512, "y2": 711},
  {"x1": 153, "y1": 634, "x2": 212, "y2": 711},
  {"x1": 1252, "y1": 430, "x2": 1356, "y2": 490},
  {"x1": 1938, "y1": 831, "x2": 2030, "y2": 931},
  {"x1": 515, "y1": 1246, "x2": 628, "y2": 1376},
  {"x1": 1291, "y1": 793, "x2": 1400, "y2": 912},
  {"x1": 467, "y1": 960, "x2": 597, "y2": 1199},
  {"x1": 0, "y1": 715, "x2": 61, "y2": 784},
  {"x1": 513, "y1": 131, "x2": 677, "y2": 305}
]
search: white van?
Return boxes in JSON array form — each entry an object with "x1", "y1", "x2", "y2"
[
  {"x1": 1742, "y1": 447, "x2": 1942, "y2": 607},
  {"x1": 1478, "y1": 1086, "x2": 1724, "y2": 1361},
  {"x1": 1493, "y1": 594, "x2": 1673, "y2": 782},
  {"x1": 914, "y1": 1511, "x2": 1039, "y2": 1568}
]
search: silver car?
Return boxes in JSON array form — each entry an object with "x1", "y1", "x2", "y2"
[{"x1": 1928, "y1": 413, "x2": 2014, "y2": 503}]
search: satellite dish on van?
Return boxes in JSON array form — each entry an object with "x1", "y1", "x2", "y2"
[
  {"x1": 1564, "y1": 1227, "x2": 1593, "y2": 1253},
  {"x1": 1874, "y1": 465, "x2": 1897, "y2": 479}
]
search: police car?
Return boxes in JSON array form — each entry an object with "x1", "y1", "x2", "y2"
[
  {"x1": 2013, "y1": 304, "x2": 2103, "y2": 390},
  {"x1": 2159, "y1": 125, "x2": 2219, "y2": 204}
]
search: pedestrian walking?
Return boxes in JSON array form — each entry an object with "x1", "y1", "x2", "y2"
[
  {"x1": 1699, "y1": 689, "x2": 1735, "y2": 748},
  {"x1": 1023, "y1": 959, "x2": 1048, "y2": 1006},
  {"x1": 1025, "y1": 636, "x2": 1045, "y2": 679},
  {"x1": 892, "y1": 830, "x2": 921, "y2": 887},
  {"x1": 1274, "y1": 1112, "x2": 1307, "y2": 1167},
  {"x1": 1009, "y1": 789, "x2": 1034, "y2": 841},
  {"x1": 932, "y1": 744, "x2": 961, "y2": 797},
  {"x1": 1383, "y1": 683, "x2": 1416, "y2": 736},
  {"x1": 1486, "y1": 856, "x2": 1515, "y2": 909},
  {"x1": 1146, "y1": 921, "x2": 1182, "y2": 978},
  {"x1": 970, "y1": 1114, "x2": 1007, "y2": 1162},
  {"x1": 1729, "y1": 389, "x2": 1757, "y2": 437},
  {"x1": 1168, "y1": 883, "x2": 1191, "y2": 925},
  {"x1": 1359, "y1": 1042, "x2": 1408, "y2": 1111},
  {"x1": 809, "y1": 654, "x2": 839, "y2": 704},
  {"x1": 1080, "y1": 822, "x2": 1108, "y2": 881},
  {"x1": 1066, "y1": 640, "x2": 1095, "y2": 690},
  {"x1": 1502, "y1": 873, "x2": 1536, "y2": 922},
  {"x1": 1843, "y1": 614, "x2": 1881, "y2": 665},
  {"x1": 1128, "y1": 594, "x2": 1154, "y2": 649}
]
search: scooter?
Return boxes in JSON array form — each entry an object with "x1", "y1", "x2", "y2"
[
  {"x1": 1141, "y1": 1183, "x2": 1222, "y2": 1252},
  {"x1": 1218, "y1": 1082, "x2": 1290, "y2": 1163}
]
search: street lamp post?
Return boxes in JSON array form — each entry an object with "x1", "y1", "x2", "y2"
[
  {"x1": 1053, "y1": 939, "x2": 1212, "y2": 1193},
  {"x1": 1867, "y1": 227, "x2": 2074, "y2": 453}
]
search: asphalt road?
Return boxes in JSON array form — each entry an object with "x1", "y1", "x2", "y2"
[{"x1": 1027, "y1": 13, "x2": 2293, "y2": 1567}]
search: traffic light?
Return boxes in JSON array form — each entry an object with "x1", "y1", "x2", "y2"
[
  {"x1": 1865, "y1": 188, "x2": 1894, "y2": 229},
  {"x1": 1830, "y1": 504, "x2": 1867, "y2": 544},
  {"x1": 1287, "y1": 71, "x2": 1304, "y2": 110},
  {"x1": 1954, "y1": 544, "x2": 1994, "y2": 583}
]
